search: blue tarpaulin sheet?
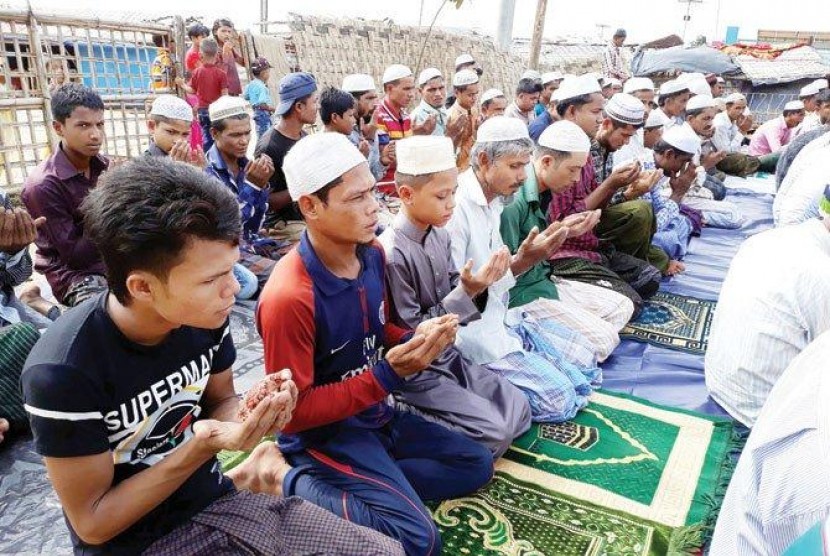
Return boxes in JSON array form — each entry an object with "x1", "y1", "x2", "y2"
[{"x1": 632, "y1": 45, "x2": 740, "y2": 77}]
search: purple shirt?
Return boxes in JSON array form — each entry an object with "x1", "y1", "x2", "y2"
[
  {"x1": 21, "y1": 145, "x2": 109, "y2": 303},
  {"x1": 749, "y1": 116, "x2": 793, "y2": 156},
  {"x1": 219, "y1": 47, "x2": 242, "y2": 96}
]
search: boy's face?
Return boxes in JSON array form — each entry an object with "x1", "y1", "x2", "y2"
[
  {"x1": 537, "y1": 152, "x2": 587, "y2": 193},
  {"x1": 299, "y1": 163, "x2": 379, "y2": 245},
  {"x1": 399, "y1": 169, "x2": 459, "y2": 228},
  {"x1": 215, "y1": 25, "x2": 234, "y2": 44},
  {"x1": 212, "y1": 117, "x2": 251, "y2": 159},
  {"x1": 148, "y1": 118, "x2": 191, "y2": 154},
  {"x1": 259, "y1": 69, "x2": 271, "y2": 83},
  {"x1": 568, "y1": 93, "x2": 604, "y2": 138},
  {"x1": 53, "y1": 106, "x2": 105, "y2": 157},
  {"x1": 193, "y1": 34, "x2": 206, "y2": 47},
  {"x1": 331, "y1": 107, "x2": 357, "y2": 135},
  {"x1": 456, "y1": 83, "x2": 480, "y2": 111},
  {"x1": 420, "y1": 78, "x2": 446, "y2": 109},
  {"x1": 142, "y1": 237, "x2": 240, "y2": 330}
]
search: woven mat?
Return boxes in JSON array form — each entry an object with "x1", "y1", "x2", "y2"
[{"x1": 620, "y1": 292, "x2": 716, "y2": 355}]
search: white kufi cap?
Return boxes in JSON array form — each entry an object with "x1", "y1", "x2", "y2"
[
  {"x1": 541, "y1": 71, "x2": 564, "y2": 85},
  {"x1": 605, "y1": 93, "x2": 645, "y2": 125},
  {"x1": 455, "y1": 53, "x2": 475, "y2": 67},
  {"x1": 784, "y1": 100, "x2": 805, "y2": 111},
  {"x1": 724, "y1": 92, "x2": 746, "y2": 104},
  {"x1": 453, "y1": 69, "x2": 479, "y2": 87},
  {"x1": 382, "y1": 64, "x2": 413, "y2": 84},
  {"x1": 662, "y1": 123, "x2": 702, "y2": 155},
  {"x1": 476, "y1": 116, "x2": 530, "y2": 143},
  {"x1": 342, "y1": 74, "x2": 376, "y2": 93},
  {"x1": 418, "y1": 67, "x2": 443, "y2": 86},
  {"x1": 645, "y1": 109, "x2": 670, "y2": 128},
  {"x1": 623, "y1": 77, "x2": 654, "y2": 93},
  {"x1": 522, "y1": 69, "x2": 542, "y2": 81},
  {"x1": 538, "y1": 120, "x2": 591, "y2": 152},
  {"x1": 284, "y1": 133, "x2": 367, "y2": 201},
  {"x1": 686, "y1": 78, "x2": 712, "y2": 97},
  {"x1": 396, "y1": 136, "x2": 456, "y2": 175},
  {"x1": 208, "y1": 95, "x2": 249, "y2": 122},
  {"x1": 800, "y1": 83, "x2": 822, "y2": 97},
  {"x1": 686, "y1": 94, "x2": 717, "y2": 111},
  {"x1": 658, "y1": 79, "x2": 689, "y2": 96},
  {"x1": 552, "y1": 75, "x2": 602, "y2": 102},
  {"x1": 150, "y1": 94, "x2": 193, "y2": 122},
  {"x1": 813, "y1": 79, "x2": 829, "y2": 90},
  {"x1": 480, "y1": 88, "x2": 505, "y2": 105}
]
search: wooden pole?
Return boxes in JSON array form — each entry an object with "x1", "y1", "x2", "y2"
[
  {"x1": 27, "y1": 11, "x2": 57, "y2": 151},
  {"x1": 528, "y1": 0, "x2": 548, "y2": 70}
]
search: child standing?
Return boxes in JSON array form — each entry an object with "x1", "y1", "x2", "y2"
[
  {"x1": 244, "y1": 57, "x2": 275, "y2": 138},
  {"x1": 181, "y1": 38, "x2": 227, "y2": 151},
  {"x1": 184, "y1": 23, "x2": 210, "y2": 150}
]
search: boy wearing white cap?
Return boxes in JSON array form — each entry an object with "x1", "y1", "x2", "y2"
[
  {"x1": 145, "y1": 94, "x2": 205, "y2": 166},
  {"x1": 480, "y1": 88, "x2": 508, "y2": 120},
  {"x1": 376, "y1": 64, "x2": 416, "y2": 195},
  {"x1": 652, "y1": 79, "x2": 691, "y2": 129},
  {"x1": 500, "y1": 120, "x2": 635, "y2": 361},
  {"x1": 257, "y1": 132, "x2": 492, "y2": 556},
  {"x1": 748, "y1": 101, "x2": 805, "y2": 171},
  {"x1": 623, "y1": 77, "x2": 656, "y2": 110},
  {"x1": 447, "y1": 69, "x2": 481, "y2": 171},
  {"x1": 446, "y1": 116, "x2": 603, "y2": 422},
  {"x1": 379, "y1": 135, "x2": 531, "y2": 457},
  {"x1": 798, "y1": 82, "x2": 823, "y2": 134},
  {"x1": 205, "y1": 96, "x2": 280, "y2": 291},
  {"x1": 534, "y1": 71, "x2": 563, "y2": 119},
  {"x1": 410, "y1": 67, "x2": 447, "y2": 137}
]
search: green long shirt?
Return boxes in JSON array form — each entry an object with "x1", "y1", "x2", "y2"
[{"x1": 499, "y1": 163, "x2": 560, "y2": 308}]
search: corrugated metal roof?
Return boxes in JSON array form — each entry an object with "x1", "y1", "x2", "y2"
[{"x1": 734, "y1": 45, "x2": 830, "y2": 85}]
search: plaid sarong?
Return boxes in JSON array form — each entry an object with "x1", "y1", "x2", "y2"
[
  {"x1": 143, "y1": 490, "x2": 403, "y2": 555},
  {"x1": 0, "y1": 322, "x2": 39, "y2": 432}
]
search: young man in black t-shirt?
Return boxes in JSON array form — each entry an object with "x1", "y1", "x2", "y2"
[{"x1": 21, "y1": 157, "x2": 402, "y2": 555}]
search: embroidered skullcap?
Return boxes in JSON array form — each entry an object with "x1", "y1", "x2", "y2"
[
  {"x1": 522, "y1": 69, "x2": 542, "y2": 81},
  {"x1": 342, "y1": 74, "x2": 376, "y2": 93},
  {"x1": 418, "y1": 67, "x2": 443, "y2": 86},
  {"x1": 208, "y1": 95, "x2": 249, "y2": 122},
  {"x1": 541, "y1": 71, "x2": 564, "y2": 85},
  {"x1": 658, "y1": 79, "x2": 689, "y2": 96},
  {"x1": 480, "y1": 88, "x2": 505, "y2": 105},
  {"x1": 150, "y1": 94, "x2": 193, "y2": 122},
  {"x1": 800, "y1": 83, "x2": 822, "y2": 98},
  {"x1": 552, "y1": 75, "x2": 602, "y2": 102},
  {"x1": 662, "y1": 123, "x2": 702, "y2": 155},
  {"x1": 476, "y1": 116, "x2": 530, "y2": 143},
  {"x1": 686, "y1": 94, "x2": 717, "y2": 112},
  {"x1": 538, "y1": 120, "x2": 591, "y2": 152},
  {"x1": 645, "y1": 108, "x2": 670, "y2": 128},
  {"x1": 820, "y1": 185, "x2": 830, "y2": 216},
  {"x1": 452, "y1": 69, "x2": 479, "y2": 87},
  {"x1": 784, "y1": 100, "x2": 805, "y2": 111},
  {"x1": 623, "y1": 77, "x2": 655, "y2": 94},
  {"x1": 284, "y1": 132, "x2": 367, "y2": 201},
  {"x1": 604, "y1": 93, "x2": 645, "y2": 126},
  {"x1": 397, "y1": 136, "x2": 456, "y2": 175},
  {"x1": 382, "y1": 64, "x2": 413, "y2": 84},
  {"x1": 724, "y1": 92, "x2": 746, "y2": 104},
  {"x1": 455, "y1": 53, "x2": 475, "y2": 68}
]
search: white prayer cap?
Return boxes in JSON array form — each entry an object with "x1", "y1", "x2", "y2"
[
  {"x1": 382, "y1": 64, "x2": 413, "y2": 84},
  {"x1": 623, "y1": 77, "x2": 655, "y2": 94},
  {"x1": 284, "y1": 132, "x2": 367, "y2": 201},
  {"x1": 800, "y1": 83, "x2": 822, "y2": 97},
  {"x1": 418, "y1": 67, "x2": 443, "y2": 86},
  {"x1": 562, "y1": 73, "x2": 577, "y2": 80},
  {"x1": 453, "y1": 69, "x2": 479, "y2": 87},
  {"x1": 716, "y1": 76, "x2": 725, "y2": 84},
  {"x1": 552, "y1": 75, "x2": 602, "y2": 102},
  {"x1": 480, "y1": 88, "x2": 505, "y2": 105},
  {"x1": 150, "y1": 94, "x2": 193, "y2": 122},
  {"x1": 476, "y1": 116, "x2": 530, "y2": 143},
  {"x1": 658, "y1": 79, "x2": 689, "y2": 96},
  {"x1": 686, "y1": 78, "x2": 712, "y2": 97},
  {"x1": 714, "y1": 97, "x2": 727, "y2": 111},
  {"x1": 538, "y1": 120, "x2": 591, "y2": 153},
  {"x1": 604, "y1": 93, "x2": 645, "y2": 125},
  {"x1": 342, "y1": 73, "x2": 376, "y2": 93},
  {"x1": 585, "y1": 72, "x2": 603, "y2": 83},
  {"x1": 686, "y1": 94, "x2": 717, "y2": 112},
  {"x1": 396, "y1": 136, "x2": 456, "y2": 175},
  {"x1": 784, "y1": 100, "x2": 805, "y2": 111},
  {"x1": 724, "y1": 92, "x2": 746, "y2": 104},
  {"x1": 541, "y1": 71, "x2": 564, "y2": 85},
  {"x1": 522, "y1": 69, "x2": 542, "y2": 81},
  {"x1": 455, "y1": 53, "x2": 475, "y2": 67},
  {"x1": 813, "y1": 78, "x2": 829, "y2": 90},
  {"x1": 662, "y1": 123, "x2": 702, "y2": 155},
  {"x1": 208, "y1": 95, "x2": 249, "y2": 122},
  {"x1": 604, "y1": 77, "x2": 623, "y2": 89},
  {"x1": 645, "y1": 109, "x2": 670, "y2": 129},
  {"x1": 677, "y1": 72, "x2": 705, "y2": 84}
]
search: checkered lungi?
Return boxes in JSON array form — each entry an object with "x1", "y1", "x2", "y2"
[{"x1": 143, "y1": 490, "x2": 403, "y2": 555}]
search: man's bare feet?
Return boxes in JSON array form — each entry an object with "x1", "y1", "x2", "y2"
[
  {"x1": 225, "y1": 441, "x2": 292, "y2": 497},
  {"x1": 0, "y1": 418, "x2": 9, "y2": 445},
  {"x1": 18, "y1": 283, "x2": 60, "y2": 319},
  {"x1": 665, "y1": 260, "x2": 686, "y2": 276}
]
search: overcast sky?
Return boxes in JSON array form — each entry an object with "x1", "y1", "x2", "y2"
[{"x1": 9, "y1": 0, "x2": 826, "y2": 44}]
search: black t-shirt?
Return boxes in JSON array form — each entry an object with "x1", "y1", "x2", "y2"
[
  {"x1": 22, "y1": 293, "x2": 236, "y2": 555},
  {"x1": 255, "y1": 127, "x2": 306, "y2": 222}
]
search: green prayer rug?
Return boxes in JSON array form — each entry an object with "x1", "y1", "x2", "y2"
[
  {"x1": 434, "y1": 390, "x2": 742, "y2": 555},
  {"x1": 620, "y1": 292, "x2": 716, "y2": 355}
]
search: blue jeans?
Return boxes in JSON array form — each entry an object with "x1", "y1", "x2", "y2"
[
  {"x1": 198, "y1": 108, "x2": 213, "y2": 152},
  {"x1": 233, "y1": 263, "x2": 259, "y2": 300},
  {"x1": 283, "y1": 411, "x2": 493, "y2": 556},
  {"x1": 253, "y1": 109, "x2": 271, "y2": 138}
]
